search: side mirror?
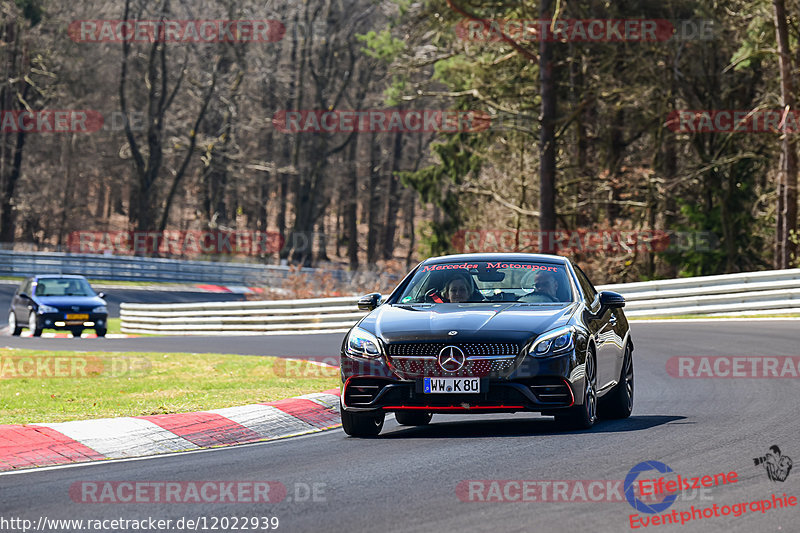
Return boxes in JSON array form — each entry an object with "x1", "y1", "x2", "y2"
[
  {"x1": 19, "y1": 293, "x2": 30, "y2": 300},
  {"x1": 598, "y1": 291, "x2": 625, "y2": 309},
  {"x1": 357, "y1": 292, "x2": 382, "y2": 311}
]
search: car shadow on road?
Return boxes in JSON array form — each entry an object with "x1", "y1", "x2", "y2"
[{"x1": 380, "y1": 415, "x2": 686, "y2": 439}]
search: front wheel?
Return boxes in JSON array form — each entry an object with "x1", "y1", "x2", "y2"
[
  {"x1": 70, "y1": 328, "x2": 84, "y2": 338},
  {"x1": 341, "y1": 409, "x2": 384, "y2": 437},
  {"x1": 599, "y1": 343, "x2": 634, "y2": 419},
  {"x1": 395, "y1": 411, "x2": 433, "y2": 426},
  {"x1": 555, "y1": 351, "x2": 597, "y2": 430},
  {"x1": 28, "y1": 312, "x2": 42, "y2": 337},
  {"x1": 8, "y1": 311, "x2": 22, "y2": 336},
  {"x1": 95, "y1": 328, "x2": 107, "y2": 338}
]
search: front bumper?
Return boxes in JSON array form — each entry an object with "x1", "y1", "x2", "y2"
[
  {"x1": 37, "y1": 312, "x2": 108, "y2": 330},
  {"x1": 341, "y1": 347, "x2": 586, "y2": 413},
  {"x1": 342, "y1": 376, "x2": 576, "y2": 413}
]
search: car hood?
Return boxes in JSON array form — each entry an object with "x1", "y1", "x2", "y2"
[
  {"x1": 34, "y1": 296, "x2": 106, "y2": 307},
  {"x1": 365, "y1": 302, "x2": 577, "y2": 344}
]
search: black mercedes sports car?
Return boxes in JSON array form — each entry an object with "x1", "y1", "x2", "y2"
[{"x1": 339, "y1": 253, "x2": 633, "y2": 437}]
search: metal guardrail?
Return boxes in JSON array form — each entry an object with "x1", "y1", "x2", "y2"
[
  {"x1": 121, "y1": 297, "x2": 365, "y2": 335},
  {"x1": 599, "y1": 268, "x2": 800, "y2": 317},
  {"x1": 120, "y1": 269, "x2": 800, "y2": 334},
  {"x1": 0, "y1": 250, "x2": 345, "y2": 285}
]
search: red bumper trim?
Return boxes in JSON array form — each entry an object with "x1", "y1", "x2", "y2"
[{"x1": 382, "y1": 405, "x2": 525, "y2": 411}]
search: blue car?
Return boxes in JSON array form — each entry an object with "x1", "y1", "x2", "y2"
[{"x1": 8, "y1": 275, "x2": 108, "y2": 337}]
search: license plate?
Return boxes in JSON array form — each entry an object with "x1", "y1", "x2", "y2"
[
  {"x1": 65, "y1": 314, "x2": 89, "y2": 320},
  {"x1": 423, "y1": 377, "x2": 480, "y2": 394}
]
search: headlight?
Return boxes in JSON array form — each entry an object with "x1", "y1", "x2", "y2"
[
  {"x1": 92, "y1": 306, "x2": 107, "y2": 313},
  {"x1": 38, "y1": 305, "x2": 58, "y2": 313},
  {"x1": 345, "y1": 327, "x2": 382, "y2": 358},
  {"x1": 530, "y1": 326, "x2": 575, "y2": 357}
]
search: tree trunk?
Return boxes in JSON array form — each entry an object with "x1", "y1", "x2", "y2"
[
  {"x1": 381, "y1": 129, "x2": 403, "y2": 260},
  {"x1": 774, "y1": 0, "x2": 798, "y2": 268},
  {"x1": 539, "y1": 0, "x2": 557, "y2": 252},
  {"x1": 345, "y1": 134, "x2": 359, "y2": 269},
  {"x1": 0, "y1": 20, "x2": 29, "y2": 243},
  {"x1": 366, "y1": 132, "x2": 383, "y2": 264}
]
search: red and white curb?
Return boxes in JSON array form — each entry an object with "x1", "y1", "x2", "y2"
[
  {"x1": 0, "y1": 389, "x2": 341, "y2": 472},
  {"x1": 194, "y1": 284, "x2": 263, "y2": 294}
]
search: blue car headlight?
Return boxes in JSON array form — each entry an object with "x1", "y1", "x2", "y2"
[
  {"x1": 92, "y1": 306, "x2": 107, "y2": 313},
  {"x1": 346, "y1": 327, "x2": 382, "y2": 358},
  {"x1": 38, "y1": 305, "x2": 58, "y2": 314},
  {"x1": 530, "y1": 326, "x2": 575, "y2": 357}
]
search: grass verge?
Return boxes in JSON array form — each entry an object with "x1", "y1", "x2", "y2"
[
  {"x1": 0, "y1": 348, "x2": 339, "y2": 424},
  {"x1": 106, "y1": 318, "x2": 124, "y2": 335}
]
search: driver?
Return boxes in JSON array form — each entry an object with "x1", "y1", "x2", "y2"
[
  {"x1": 531, "y1": 270, "x2": 559, "y2": 300},
  {"x1": 441, "y1": 274, "x2": 472, "y2": 303}
]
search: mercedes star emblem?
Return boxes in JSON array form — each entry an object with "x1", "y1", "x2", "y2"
[{"x1": 438, "y1": 345, "x2": 466, "y2": 372}]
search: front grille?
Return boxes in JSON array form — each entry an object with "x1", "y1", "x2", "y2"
[
  {"x1": 388, "y1": 342, "x2": 519, "y2": 357},
  {"x1": 386, "y1": 342, "x2": 520, "y2": 378}
]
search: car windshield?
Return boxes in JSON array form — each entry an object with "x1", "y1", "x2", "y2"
[
  {"x1": 34, "y1": 278, "x2": 96, "y2": 297},
  {"x1": 396, "y1": 260, "x2": 573, "y2": 304}
]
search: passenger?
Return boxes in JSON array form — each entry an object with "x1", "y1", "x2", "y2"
[{"x1": 530, "y1": 270, "x2": 559, "y2": 301}]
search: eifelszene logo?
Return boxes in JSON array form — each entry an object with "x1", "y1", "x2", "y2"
[{"x1": 625, "y1": 461, "x2": 678, "y2": 514}]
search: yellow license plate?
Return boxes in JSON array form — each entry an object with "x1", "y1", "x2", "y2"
[{"x1": 66, "y1": 314, "x2": 89, "y2": 320}]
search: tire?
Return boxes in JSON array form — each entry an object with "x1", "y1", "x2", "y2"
[
  {"x1": 96, "y1": 328, "x2": 107, "y2": 338},
  {"x1": 70, "y1": 328, "x2": 84, "y2": 338},
  {"x1": 395, "y1": 411, "x2": 433, "y2": 426},
  {"x1": 599, "y1": 343, "x2": 634, "y2": 419},
  {"x1": 28, "y1": 312, "x2": 42, "y2": 337},
  {"x1": 555, "y1": 350, "x2": 597, "y2": 430},
  {"x1": 8, "y1": 311, "x2": 22, "y2": 336},
  {"x1": 341, "y1": 409, "x2": 384, "y2": 437}
]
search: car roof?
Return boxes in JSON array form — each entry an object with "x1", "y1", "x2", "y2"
[
  {"x1": 32, "y1": 275, "x2": 89, "y2": 280},
  {"x1": 420, "y1": 253, "x2": 571, "y2": 266}
]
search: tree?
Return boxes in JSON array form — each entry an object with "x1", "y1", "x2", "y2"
[
  {"x1": 772, "y1": 0, "x2": 798, "y2": 268},
  {"x1": 0, "y1": 0, "x2": 44, "y2": 242},
  {"x1": 119, "y1": 0, "x2": 219, "y2": 236}
]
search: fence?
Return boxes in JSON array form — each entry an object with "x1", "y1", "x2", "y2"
[{"x1": 120, "y1": 269, "x2": 800, "y2": 334}]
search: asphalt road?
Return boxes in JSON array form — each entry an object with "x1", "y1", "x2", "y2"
[
  {"x1": 0, "y1": 332, "x2": 344, "y2": 359},
  {"x1": 1, "y1": 321, "x2": 799, "y2": 533}
]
